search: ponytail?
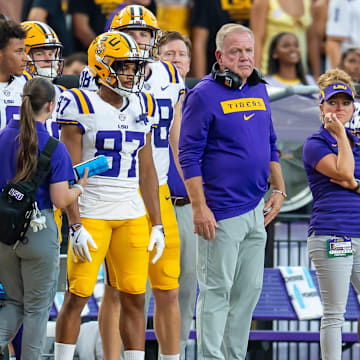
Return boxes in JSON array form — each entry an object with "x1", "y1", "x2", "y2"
[{"x1": 13, "y1": 77, "x2": 55, "y2": 182}]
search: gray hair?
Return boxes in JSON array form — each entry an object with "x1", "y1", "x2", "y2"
[{"x1": 216, "y1": 23, "x2": 254, "y2": 52}]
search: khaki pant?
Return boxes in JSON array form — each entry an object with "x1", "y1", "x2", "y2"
[
  {"x1": 0, "y1": 209, "x2": 59, "y2": 360},
  {"x1": 196, "y1": 200, "x2": 267, "y2": 360},
  {"x1": 308, "y1": 233, "x2": 360, "y2": 360}
]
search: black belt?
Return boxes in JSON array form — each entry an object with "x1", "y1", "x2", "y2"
[{"x1": 171, "y1": 196, "x2": 191, "y2": 207}]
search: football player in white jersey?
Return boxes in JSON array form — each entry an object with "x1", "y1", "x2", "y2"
[
  {"x1": 21, "y1": 21, "x2": 67, "y2": 243},
  {"x1": 54, "y1": 31, "x2": 164, "y2": 360},
  {"x1": 346, "y1": 101, "x2": 360, "y2": 136},
  {"x1": 0, "y1": 20, "x2": 28, "y2": 130},
  {"x1": 90, "y1": 6, "x2": 185, "y2": 360},
  {"x1": 21, "y1": 21, "x2": 65, "y2": 139}
]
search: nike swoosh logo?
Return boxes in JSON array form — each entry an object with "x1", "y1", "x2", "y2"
[
  {"x1": 165, "y1": 196, "x2": 171, "y2": 200},
  {"x1": 244, "y1": 113, "x2": 255, "y2": 121},
  {"x1": 161, "y1": 85, "x2": 169, "y2": 91}
]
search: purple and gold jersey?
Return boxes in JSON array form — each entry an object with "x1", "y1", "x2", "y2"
[
  {"x1": 79, "y1": 66, "x2": 98, "y2": 92},
  {"x1": 146, "y1": 61, "x2": 185, "y2": 186},
  {"x1": 79, "y1": 62, "x2": 185, "y2": 186},
  {"x1": 56, "y1": 88, "x2": 156, "y2": 220}
]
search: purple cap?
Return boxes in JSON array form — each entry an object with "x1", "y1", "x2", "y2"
[{"x1": 320, "y1": 83, "x2": 354, "y2": 103}]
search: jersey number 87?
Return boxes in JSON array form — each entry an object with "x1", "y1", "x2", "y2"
[{"x1": 95, "y1": 130, "x2": 144, "y2": 178}]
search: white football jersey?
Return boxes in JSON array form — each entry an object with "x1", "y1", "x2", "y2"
[
  {"x1": 0, "y1": 71, "x2": 33, "y2": 130},
  {"x1": 78, "y1": 61, "x2": 185, "y2": 186},
  {"x1": 45, "y1": 84, "x2": 67, "y2": 138},
  {"x1": 145, "y1": 61, "x2": 185, "y2": 185},
  {"x1": 79, "y1": 66, "x2": 98, "y2": 91},
  {"x1": 56, "y1": 88, "x2": 156, "y2": 220},
  {"x1": 346, "y1": 101, "x2": 360, "y2": 137}
]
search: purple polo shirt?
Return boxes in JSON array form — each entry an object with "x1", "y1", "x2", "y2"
[
  {"x1": 0, "y1": 119, "x2": 75, "y2": 210},
  {"x1": 303, "y1": 125, "x2": 360, "y2": 237},
  {"x1": 179, "y1": 75, "x2": 279, "y2": 221}
]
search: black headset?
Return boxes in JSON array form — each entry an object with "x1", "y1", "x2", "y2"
[{"x1": 211, "y1": 62, "x2": 265, "y2": 89}]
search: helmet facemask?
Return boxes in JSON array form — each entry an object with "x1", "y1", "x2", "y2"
[
  {"x1": 97, "y1": 56, "x2": 146, "y2": 97},
  {"x1": 27, "y1": 45, "x2": 64, "y2": 80},
  {"x1": 114, "y1": 27, "x2": 161, "y2": 61},
  {"x1": 110, "y1": 5, "x2": 162, "y2": 61}
]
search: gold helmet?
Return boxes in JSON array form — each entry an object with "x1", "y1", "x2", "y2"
[
  {"x1": 21, "y1": 21, "x2": 63, "y2": 80},
  {"x1": 110, "y1": 5, "x2": 161, "y2": 60},
  {"x1": 88, "y1": 31, "x2": 145, "y2": 97}
]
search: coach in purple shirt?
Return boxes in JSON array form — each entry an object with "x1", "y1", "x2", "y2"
[{"x1": 179, "y1": 23, "x2": 285, "y2": 359}]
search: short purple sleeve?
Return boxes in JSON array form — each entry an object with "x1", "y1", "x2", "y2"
[
  {"x1": 49, "y1": 141, "x2": 75, "y2": 184},
  {"x1": 303, "y1": 136, "x2": 333, "y2": 169}
]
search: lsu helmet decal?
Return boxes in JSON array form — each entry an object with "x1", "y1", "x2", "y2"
[{"x1": 88, "y1": 31, "x2": 145, "y2": 97}]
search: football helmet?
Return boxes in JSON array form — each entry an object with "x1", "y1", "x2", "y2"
[
  {"x1": 21, "y1": 21, "x2": 64, "y2": 80},
  {"x1": 88, "y1": 31, "x2": 145, "y2": 97},
  {"x1": 110, "y1": 5, "x2": 161, "y2": 60}
]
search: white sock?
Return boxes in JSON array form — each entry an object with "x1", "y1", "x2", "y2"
[
  {"x1": 124, "y1": 350, "x2": 145, "y2": 360},
  {"x1": 54, "y1": 342, "x2": 76, "y2": 360},
  {"x1": 160, "y1": 354, "x2": 180, "y2": 360}
]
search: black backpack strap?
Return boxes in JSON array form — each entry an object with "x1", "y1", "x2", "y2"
[
  {"x1": 31, "y1": 136, "x2": 59, "y2": 188},
  {"x1": 40, "y1": 136, "x2": 59, "y2": 159}
]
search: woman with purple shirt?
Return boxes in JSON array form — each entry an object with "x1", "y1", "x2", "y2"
[
  {"x1": 303, "y1": 69, "x2": 360, "y2": 360},
  {"x1": 0, "y1": 77, "x2": 88, "y2": 359}
]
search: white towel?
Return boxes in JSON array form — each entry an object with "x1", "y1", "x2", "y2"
[{"x1": 279, "y1": 266, "x2": 323, "y2": 320}]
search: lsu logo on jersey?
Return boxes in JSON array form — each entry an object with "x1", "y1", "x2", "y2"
[{"x1": 220, "y1": 98, "x2": 266, "y2": 114}]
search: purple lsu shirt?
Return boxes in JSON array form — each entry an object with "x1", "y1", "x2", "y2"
[
  {"x1": 303, "y1": 125, "x2": 360, "y2": 237},
  {"x1": 0, "y1": 120, "x2": 75, "y2": 210},
  {"x1": 179, "y1": 75, "x2": 279, "y2": 221}
]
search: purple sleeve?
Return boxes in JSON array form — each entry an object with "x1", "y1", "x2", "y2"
[
  {"x1": 303, "y1": 137, "x2": 332, "y2": 169},
  {"x1": 49, "y1": 142, "x2": 75, "y2": 183},
  {"x1": 179, "y1": 89, "x2": 211, "y2": 180},
  {"x1": 269, "y1": 116, "x2": 280, "y2": 162}
]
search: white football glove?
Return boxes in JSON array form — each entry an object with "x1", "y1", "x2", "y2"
[
  {"x1": 69, "y1": 223, "x2": 97, "y2": 263},
  {"x1": 30, "y1": 202, "x2": 47, "y2": 232},
  {"x1": 30, "y1": 215, "x2": 47, "y2": 232},
  {"x1": 148, "y1": 225, "x2": 165, "y2": 264}
]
